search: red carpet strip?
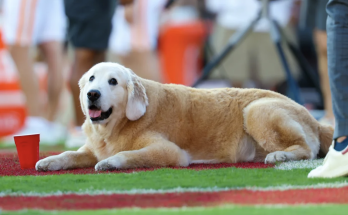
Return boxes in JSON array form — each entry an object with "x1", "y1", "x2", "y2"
[
  {"x1": 1, "y1": 187, "x2": 348, "y2": 211},
  {"x1": 0, "y1": 152, "x2": 274, "y2": 176}
]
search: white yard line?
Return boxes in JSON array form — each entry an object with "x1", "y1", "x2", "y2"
[
  {"x1": 6, "y1": 204, "x2": 342, "y2": 214},
  {"x1": 1, "y1": 181, "x2": 348, "y2": 197},
  {"x1": 275, "y1": 159, "x2": 324, "y2": 170}
]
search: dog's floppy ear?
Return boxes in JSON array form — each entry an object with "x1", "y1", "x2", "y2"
[
  {"x1": 78, "y1": 73, "x2": 88, "y2": 90},
  {"x1": 126, "y1": 69, "x2": 148, "y2": 121},
  {"x1": 78, "y1": 73, "x2": 88, "y2": 116}
]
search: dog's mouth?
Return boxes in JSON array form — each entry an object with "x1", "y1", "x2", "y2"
[{"x1": 88, "y1": 105, "x2": 113, "y2": 122}]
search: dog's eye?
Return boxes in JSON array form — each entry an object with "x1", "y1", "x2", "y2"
[
  {"x1": 108, "y1": 78, "x2": 117, "y2": 86},
  {"x1": 89, "y1": 76, "x2": 95, "y2": 82}
]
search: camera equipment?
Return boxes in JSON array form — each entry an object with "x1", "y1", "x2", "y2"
[{"x1": 193, "y1": 0, "x2": 322, "y2": 105}]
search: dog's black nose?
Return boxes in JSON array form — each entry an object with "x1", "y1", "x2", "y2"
[{"x1": 87, "y1": 90, "x2": 101, "y2": 102}]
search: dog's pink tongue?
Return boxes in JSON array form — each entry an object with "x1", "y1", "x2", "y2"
[{"x1": 89, "y1": 110, "x2": 102, "y2": 118}]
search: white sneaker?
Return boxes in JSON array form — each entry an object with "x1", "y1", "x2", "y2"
[
  {"x1": 65, "y1": 127, "x2": 86, "y2": 148},
  {"x1": 308, "y1": 142, "x2": 348, "y2": 178},
  {"x1": 2, "y1": 117, "x2": 67, "y2": 146}
]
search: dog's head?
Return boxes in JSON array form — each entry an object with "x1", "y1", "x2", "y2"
[{"x1": 79, "y1": 62, "x2": 148, "y2": 125}]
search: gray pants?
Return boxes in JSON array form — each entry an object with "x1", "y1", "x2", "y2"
[{"x1": 327, "y1": 0, "x2": 348, "y2": 138}]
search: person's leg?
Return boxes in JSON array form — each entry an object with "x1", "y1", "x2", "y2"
[
  {"x1": 64, "y1": 0, "x2": 116, "y2": 147},
  {"x1": 69, "y1": 49, "x2": 106, "y2": 126},
  {"x1": 314, "y1": 29, "x2": 334, "y2": 122},
  {"x1": 0, "y1": 0, "x2": 68, "y2": 145},
  {"x1": 35, "y1": 0, "x2": 67, "y2": 122},
  {"x1": 38, "y1": 41, "x2": 64, "y2": 121},
  {"x1": 326, "y1": 0, "x2": 348, "y2": 149},
  {"x1": 2, "y1": 0, "x2": 42, "y2": 117},
  {"x1": 9, "y1": 45, "x2": 42, "y2": 117},
  {"x1": 65, "y1": 0, "x2": 116, "y2": 127},
  {"x1": 308, "y1": 0, "x2": 348, "y2": 178},
  {"x1": 122, "y1": 50, "x2": 161, "y2": 82},
  {"x1": 93, "y1": 51, "x2": 106, "y2": 65},
  {"x1": 123, "y1": 0, "x2": 162, "y2": 82},
  {"x1": 312, "y1": 0, "x2": 335, "y2": 126}
]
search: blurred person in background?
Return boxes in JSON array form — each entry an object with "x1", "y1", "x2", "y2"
[
  {"x1": 2, "y1": 0, "x2": 67, "y2": 144},
  {"x1": 109, "y1": 0, "x2": 166, "y2": 83},
  {"x1": 65, "y1": 0, "x2": 138, "y2": 147},
  {"x1": 110, "y1": 0, "x2": 208, "y2": 86},
  {"x1": 64, "y1": 0, "x2": 117, "y2": 147}
]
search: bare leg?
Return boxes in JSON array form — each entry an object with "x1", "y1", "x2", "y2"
[
  {"x1": 69, "y1": 49, "x2": 106, "y2": 126},
  {"x1": 121, "y1": 1, "x2": 161, "y2": 82},
  {"x1": 337, "y1": 136, "x2": 347, "y2": 142},
  {"x1": 38, "y1": 41, "x2": 64, "y2": 121},
  {"x1": 95, "y1": 139, "x2": 190, "y2": 170},
  {"x1": 36, "y1": 145, "x2": 97, "y2": 171},
  {"x1": 122, "y1": 50, "x2": 162, "y2": 82},
  {"x1": 315, "y1": 29, "x2": 334, "y2": 120},
  {"x1": 9, "y1": 45, "x2": 41, "y2": 116}
]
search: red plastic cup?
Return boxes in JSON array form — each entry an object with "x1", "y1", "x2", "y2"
[{"x1": 14, "y1": 134, "x2": 40, "y2": 169}]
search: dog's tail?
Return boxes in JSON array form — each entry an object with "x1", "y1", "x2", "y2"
[{"x1": 319, "y1": 124, "x2": 334, "y2": 155}]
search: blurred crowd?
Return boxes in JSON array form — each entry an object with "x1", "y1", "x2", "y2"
[{"x1": 0, "y1": 0, "x2": 332, "y2": 147}]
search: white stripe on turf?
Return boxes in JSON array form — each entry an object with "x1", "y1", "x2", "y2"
[
  {"x1": 7, "y1": 204, "x2": 343, "y2": 214},
  {"x1": 1, "y1": 181, "x2": 348, "y2": 197},
  {"x1": 275, "y1": 159, "x2": 324, "y2": 170}
]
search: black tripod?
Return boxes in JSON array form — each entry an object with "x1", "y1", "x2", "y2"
[{"x1": 193, "y1": 0, "x2": 322, "y2": 105}]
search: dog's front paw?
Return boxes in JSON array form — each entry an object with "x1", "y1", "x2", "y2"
[
  {"x1": 94, "y1": 159, "x2": 110, "y2": 171},
  {"x1": 36, "y1": 155, "x2": 65, "y2": 171},
  {"x1": 265, "y1": 151, "x2": 288, "y2": 164},
  {"x1": 95, "y1": 153, "x2": 127, "y2": 171}
]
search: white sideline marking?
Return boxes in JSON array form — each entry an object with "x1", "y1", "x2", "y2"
[
  {"x1": 275, "y1": 159, "x2": 324, "y2": 170},
  {"x1": 12, "y1": 204, "x2": 339, "y2": 213},
  {"x1": 1, "y1": 181, "x2": 348, "y2": 197}
]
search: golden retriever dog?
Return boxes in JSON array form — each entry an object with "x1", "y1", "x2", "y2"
[{"x1": 36, "y1": 62, "x2": 333, "y2": 171}]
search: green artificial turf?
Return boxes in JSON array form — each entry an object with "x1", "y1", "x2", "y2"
[
  {"x1": 0, "y1": 144, "x2": 77, "y2": 151},
  {"x1": 0, "y1": 168, "x2": 347, "y2": 194},
  {"x1": 2, "y1": 205, "x2": 348, "y2": 215}
]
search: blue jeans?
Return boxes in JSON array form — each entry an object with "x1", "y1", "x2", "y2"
[{"x1": 327, "y1": 0, "x2": 348, "y2": 139}]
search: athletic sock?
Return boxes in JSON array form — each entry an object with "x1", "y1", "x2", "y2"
[{"x1": 334, "y1": 137, "x2": 348, "y2": 151}]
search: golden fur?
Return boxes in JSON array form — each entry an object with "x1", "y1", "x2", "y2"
[{"x1": 36, "y1": 63, "x2": 333, "y2": 171}]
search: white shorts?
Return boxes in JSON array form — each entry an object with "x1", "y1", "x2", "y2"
[{"x1": 2, "y1": 0, "x2": 67, "y2": 46}]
